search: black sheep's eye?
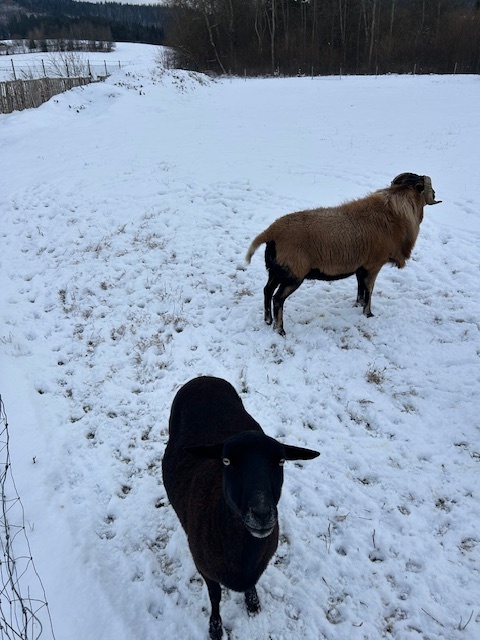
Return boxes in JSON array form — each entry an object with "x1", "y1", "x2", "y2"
[
  {"x1": 222, "y1": 458, "x2": 231, "y2": 466},
  {"x1": 279, "y1": 458, "x2": 285, "y2": 466}
]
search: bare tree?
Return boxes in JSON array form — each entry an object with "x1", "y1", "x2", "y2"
[
  {"x1": 202, "y1": 2, "x2": 227, "y2": 73},
  {"x1": 389, "y1": 0, "x2": 396, "y2": 52},
  {"x1": 165, "y1": 0, "x2": 480, "y2": 76}
]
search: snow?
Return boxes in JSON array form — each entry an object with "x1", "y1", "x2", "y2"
[
  {"x1": 0, "y1": 42, "x2": 160, "y2": 81},
  {"x1": 1, "y1": 43, "x2": 479, "y2": 640}
]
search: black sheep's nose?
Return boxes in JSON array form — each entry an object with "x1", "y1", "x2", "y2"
[
  {"x1": 251, "y1": 503, "x2": 274, "y2": 525},
  {"x1": 244, "y1": 503, "x2": 277, "y2": 539},
  {"x1": 247, "y1": 495, "x2": 278, "y2": 531}
]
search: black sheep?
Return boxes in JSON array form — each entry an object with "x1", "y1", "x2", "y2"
[{"x1": 162, "y1": 376, "x2": 320, "y2": 639}]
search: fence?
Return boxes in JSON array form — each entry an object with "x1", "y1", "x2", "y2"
[
  {"x1": 3, "y1": 59, "x2": 121, "y2": 82},
  {"x1": 0, "y1": 76, "x2": 95, "y2": 114},
  {"x1": 0, "y1": 57, "x2": 123, "y2": 114},
  {"x1": 0, "y1": 395, "x2": 55, "y2": 639}
]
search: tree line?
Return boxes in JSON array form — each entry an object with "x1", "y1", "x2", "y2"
[
  {"x1": 166, "y1": 0, "x2": 480, "y2": 75},
  {"x1": 0, "y1": 0, "x2": 171, "y2": 46},
  {"x1": 1, "y1": 0, "x2": 479, "y2": 75}
]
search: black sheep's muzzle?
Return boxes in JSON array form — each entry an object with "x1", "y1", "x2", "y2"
[{"x1": 243, "y1": 499, "x2": 278, "y2": 539}]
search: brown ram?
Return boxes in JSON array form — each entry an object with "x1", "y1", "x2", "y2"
[{"x1": 245, "y1": 173, "x2": 441, "y2": 335}]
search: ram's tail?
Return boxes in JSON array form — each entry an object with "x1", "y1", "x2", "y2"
[{"x1": 245, "y1": 230, "x2": 269, "y2": 264}]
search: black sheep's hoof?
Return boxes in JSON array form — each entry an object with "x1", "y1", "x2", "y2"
[
  {"x1": 209, "y1": 617, "x2": 223, "y2": 640},
  {"x1": 264, "y1": 314, "x2": 273, "y2": 325},
  {"x1": 245, "y1": 587, "x2": 261, "y2": 616}
]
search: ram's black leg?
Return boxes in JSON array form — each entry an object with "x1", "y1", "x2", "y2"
[
  {"x1": 355, "y1": 267, "x2": 368, "y2": 305},
  {"x1": 361, "y1": 268, "x2": 381, "y2": 317},
  {"x1": 264, "y1": 271, "x2": 279, "y2": 325},
  {"x1": 272, "y1": 279, "x2": 303, "y2": 336}
]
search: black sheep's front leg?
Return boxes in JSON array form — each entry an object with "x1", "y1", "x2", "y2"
[
  {"x1": 245, "y1": 586, "x2": 261, "y2": 615},
  {"x1": 204, "y1": 576, "x2": 223, "y2": 639}
]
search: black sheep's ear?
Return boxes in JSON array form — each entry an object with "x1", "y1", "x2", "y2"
[
  {"x1": 283, "y1": 444, "x2": 320, "y2": 461},
  {"x1": 185, "y1": 443, "x2": 224, "y2": 459}
]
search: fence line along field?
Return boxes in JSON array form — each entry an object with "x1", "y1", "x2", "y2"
[
  {"x1": 0, "y1": 76, "x2": 95, "y2": 114},
  {"x1": 0, "y1": 49, "x2": 124, "y2": 113}
]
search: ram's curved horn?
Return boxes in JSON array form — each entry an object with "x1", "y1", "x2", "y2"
[
  {"x1": 391, "y1": 172, "x2": 420, "y2": 186},
  {"x1": 423, "y1": 175, "x2": 442, "y2": 205}
]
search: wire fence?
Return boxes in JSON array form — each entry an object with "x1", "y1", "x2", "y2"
[
  {"x1": 0, "y1": 396, "x2": 56, "y2": 640},
  {"x1": 0, "y1": 56, "x2": 124, "y2": 113},
  {"x1": 0, "y1": 59, "x2": 122, "y2": 82}
]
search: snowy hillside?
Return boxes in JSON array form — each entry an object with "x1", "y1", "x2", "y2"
[{"x1": 1, "y1": 44, "x2": 479, "y2": 640}]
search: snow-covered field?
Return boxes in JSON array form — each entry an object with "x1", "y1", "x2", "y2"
[
  {"x1": 0, "y1": 42, "x2": 158, "y2": 80},
  {"x1": 1, "y1": 43, "x2": 479, "y2": 640}
]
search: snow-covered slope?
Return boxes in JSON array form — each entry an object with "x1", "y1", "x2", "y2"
[{"x1": 1, "y1": 44, "x2": 479, "y2": 640}]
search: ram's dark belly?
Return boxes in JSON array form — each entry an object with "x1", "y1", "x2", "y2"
[{"x1": 305, "y1": 269, "x2": 355, "y2": 281}]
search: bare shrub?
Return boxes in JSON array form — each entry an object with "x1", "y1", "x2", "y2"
[{"x1": 47, "y1": 51, "x2": 88, "y2": 78}]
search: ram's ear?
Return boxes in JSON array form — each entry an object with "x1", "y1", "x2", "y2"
[
  {"x1": 283, "y1": 444, "x2": 320, "y2": 461},
  {"x1": 185, "y1": 443, "x2": 224, "y2": 459}
]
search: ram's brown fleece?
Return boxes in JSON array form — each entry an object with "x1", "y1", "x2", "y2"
[
  {"x1": 246, "y1": 174, "x2": 438, "y2": 334},
  {"x1": 246, "y1": 185, "x2": 423, "y2": 275}
]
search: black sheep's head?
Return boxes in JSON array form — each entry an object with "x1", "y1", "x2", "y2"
[{"x1": 187, "y1": 431, "x2": 319, "y2": 539}]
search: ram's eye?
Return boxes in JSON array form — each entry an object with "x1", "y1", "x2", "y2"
[
  {"x1": 222, "y1": 458, "x2": 231, "y2": 466},
  {"x1": 279, "y1": 458, "x2": 285, "y2": 466}
]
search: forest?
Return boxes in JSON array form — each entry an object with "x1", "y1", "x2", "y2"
[
  {"x1": 167, "y1": 0, "x2": 480, "y2": 75},
  {"x1": 0, "y1": 0, "x2": 171, "y2": 46},
  {"x1": 1, "y1": 0, "x2": 479, "y2": 75}
]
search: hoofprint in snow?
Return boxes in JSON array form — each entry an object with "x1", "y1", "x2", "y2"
[{"x1": 0, "y1": 43, "x2": 479, "y2": 640}]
